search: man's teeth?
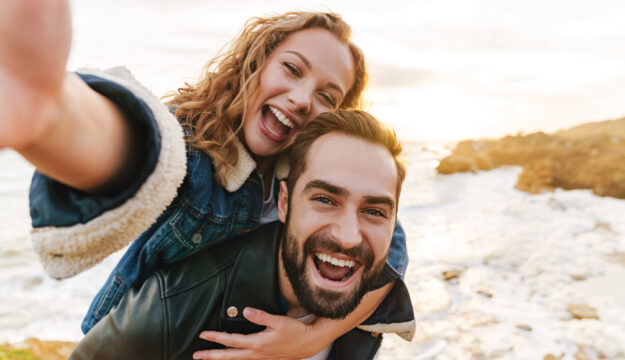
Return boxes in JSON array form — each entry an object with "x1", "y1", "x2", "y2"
[
  {"x1": 268, "y1": 106, "x2": 294, "y2": 128},
  {"x1": 315, "y1": 253, "x2": 356, "y2": 268}
]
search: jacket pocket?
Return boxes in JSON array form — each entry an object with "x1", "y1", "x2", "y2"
[{"x1": 168, "y1": 200, "x2": 256, "y2": 254}]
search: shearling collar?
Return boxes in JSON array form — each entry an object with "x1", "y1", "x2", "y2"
[{"x1": 211, "y1": 138, "x2": 291, "y2": 193}]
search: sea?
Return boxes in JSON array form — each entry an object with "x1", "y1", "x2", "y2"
[{"x1": 1, "y1": 143, "x2": 624, "y2": 359}]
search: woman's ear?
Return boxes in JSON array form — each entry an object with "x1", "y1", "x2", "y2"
[{"x1": 278, "y1": 180, "x2": 288, "y2": 223}]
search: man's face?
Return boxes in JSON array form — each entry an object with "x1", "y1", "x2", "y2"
[{"x1": 278, "y1": 133, "x2": 398, "y2": 319}]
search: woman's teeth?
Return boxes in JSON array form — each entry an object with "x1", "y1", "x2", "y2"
[
  {"x1": 269, "y1": 106, "x2": 294, "y2": 128},
  {"x1": 315, "y1": 253, "x2": 356, "y2": 268}
]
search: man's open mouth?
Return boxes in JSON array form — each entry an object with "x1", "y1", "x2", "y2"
[
  {"x1": 310, "y1": 251, "x2": 363, "y2": 286},
  {"x1": 260, "y1": 105, "x2": 294, "y2": 140}
]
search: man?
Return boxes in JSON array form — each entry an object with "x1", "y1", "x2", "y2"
[{"x1": 70, "y1": 110, "x2": 415, "y2": 360}]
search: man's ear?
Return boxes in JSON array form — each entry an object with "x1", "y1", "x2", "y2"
[{"x1": 278, "y1": 180, "x2": 288, "y2": 223}]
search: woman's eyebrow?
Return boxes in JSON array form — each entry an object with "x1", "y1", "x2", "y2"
[{"x1": 285, "y1": 50, "x2": 311, "y2": 69}]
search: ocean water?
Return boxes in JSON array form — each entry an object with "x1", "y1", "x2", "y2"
[{"x1": 2, "y1": 143, "x2": 624, "y2": 359}]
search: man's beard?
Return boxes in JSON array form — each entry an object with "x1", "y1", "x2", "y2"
[{"x1": 280, "y1": 221, "x2": 386, "y2": 319}]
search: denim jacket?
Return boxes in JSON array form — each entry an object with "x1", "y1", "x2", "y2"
[{"x1": 29, "y1": 68, "x2": 415, "y2": 341}]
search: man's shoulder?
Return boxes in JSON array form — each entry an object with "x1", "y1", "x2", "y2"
[{"x1": 156, "y1": 221, "x2": 283, "y2": 298}]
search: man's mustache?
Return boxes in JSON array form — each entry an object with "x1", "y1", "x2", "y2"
[{"x1": 302, "y1": 233, "x2": 374, "y2": 269}]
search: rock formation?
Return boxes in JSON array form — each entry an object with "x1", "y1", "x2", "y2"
[{"x1": 437, "y1": 117, "x2": 625, "y2": 198}]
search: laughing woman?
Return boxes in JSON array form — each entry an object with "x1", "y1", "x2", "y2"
[{"x1": 0, "y1": 0, "x2": 414, "y2": 358}]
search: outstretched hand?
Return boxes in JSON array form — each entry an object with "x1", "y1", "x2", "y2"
[
  {"x1": 0, "y1": 0, "x2": 71, "y2": 150},
  {"x1": 193, "y1": 307, "x2": 323, "y2": 360}
]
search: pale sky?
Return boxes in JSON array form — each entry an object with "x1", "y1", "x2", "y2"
[{"x1": 69, "y1": 0, "x2": 625, "y2": 141}]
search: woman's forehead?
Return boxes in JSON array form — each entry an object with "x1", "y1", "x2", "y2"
[{"x1": 272, "y1": 28, "x2": 355, "y2": 94}]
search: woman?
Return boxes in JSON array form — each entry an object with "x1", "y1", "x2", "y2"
[{"x1": 0, "y1": 1, "x2": 413, "y2": 358}]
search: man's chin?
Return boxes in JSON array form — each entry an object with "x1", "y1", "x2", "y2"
[{"x1": 298, "y1": 285, "x2": 366, "y2": 320}]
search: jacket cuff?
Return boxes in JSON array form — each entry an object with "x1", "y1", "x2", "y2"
[
  {"x1": 31, "y1": 67, "x2": 187, "y2": 279},
  {"x1": 358, "y1": 272, "x2": 416, "y2": 341}
]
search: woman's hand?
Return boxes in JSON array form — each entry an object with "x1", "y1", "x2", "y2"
[
  {"x1": 0, "y1": 0, "x2": 71, "y2": 150},
  {"x1": 193, "y1": 307, "x2": 320, "y2": 360},
  {"x1": 193, "y1": 283, "x2": 394, "y2": 359},
  {"x1": 0, "y1": 0, "x2": 132, "y2": 192}
]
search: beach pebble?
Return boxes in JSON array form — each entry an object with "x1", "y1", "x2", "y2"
[
  {"x1": 543, "y1": 353, "x2": 562, "y2": 360},
  {"x1": 442, "y1": 269, "x2": 462, "y2": 281},
  {"x1": 567, "y1": 303, "x2": 599, "y2": 320},
  {"x1": 573, "y1": 348, "x2": 593, "y2": 360}
]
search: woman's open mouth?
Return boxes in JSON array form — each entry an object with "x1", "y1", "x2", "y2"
[{"x1": 259, "y1": 105, "x2": 294, "y2": 141}]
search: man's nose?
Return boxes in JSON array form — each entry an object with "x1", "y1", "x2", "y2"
[{"x1": 330, "y1": 210, "x2": 362, "y2": 250}]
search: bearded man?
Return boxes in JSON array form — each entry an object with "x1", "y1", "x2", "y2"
[{"x1": 70, "y1": 110, "x2": 415, "y2": 360}]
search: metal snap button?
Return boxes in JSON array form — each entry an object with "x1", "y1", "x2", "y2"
[
  {"x1": 191, "y1": 233, "x2": 202, "y2": 244},
  {"x1": 227, "y1": 306, "x2": 238, "y2": 318}
]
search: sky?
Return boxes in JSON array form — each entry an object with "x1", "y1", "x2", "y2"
[{"x1": 68, "y1": 0, "x2": 625, "y2": 141}]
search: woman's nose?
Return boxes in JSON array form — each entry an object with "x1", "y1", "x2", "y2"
[{"x1": 287, "y1": 86, "x2": 312, "y2": 115}]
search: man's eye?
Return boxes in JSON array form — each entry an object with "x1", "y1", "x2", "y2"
[
  {"x1": 364, "y1": 208, "x2": 386, "y2": 218},
  {"x1": 312, "y1": 196, "x2": 334, "y2": 205},
  {"x1": 283, "y1": 62, "x2": 300, "y2": 77}
]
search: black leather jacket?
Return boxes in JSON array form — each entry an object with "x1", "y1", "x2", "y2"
[{"x1": 70, "y1": 223, "x2": 384, "y2": 360}]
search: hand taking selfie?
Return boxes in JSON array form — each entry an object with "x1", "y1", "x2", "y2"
[{"x1": 0, "y1": 0, "x2": 71, "y2": 150}]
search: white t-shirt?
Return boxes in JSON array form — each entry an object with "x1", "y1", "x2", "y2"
[{"x1": 298, "y1": 314, "x2": 333, "y2": 360}]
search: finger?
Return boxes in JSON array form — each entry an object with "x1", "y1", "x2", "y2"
[
  {"x1": 242, "y1": 307, "x2": 283, "y2": 328},
  {"x1": 199, "y1": 331, "x2": 259, "y2": 349},
  {"x1": 192, "y1": 348, "x2": 255, "y2": 360}
]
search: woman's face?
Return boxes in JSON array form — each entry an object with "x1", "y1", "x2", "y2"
[{"x1": 242, "y1": 27, "x2": 355, "y2": 159}]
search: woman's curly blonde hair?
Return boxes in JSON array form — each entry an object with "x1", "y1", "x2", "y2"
[{"x1": 165, "y1": 11, "x2": 368, "y2": 171}]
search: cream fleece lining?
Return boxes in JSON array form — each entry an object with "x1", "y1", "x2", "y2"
[{"x1": 358, "y1": 319, "x2": 416, "y2": 341}]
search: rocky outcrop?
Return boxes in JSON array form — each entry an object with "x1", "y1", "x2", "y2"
[{"x1": 437, "y1": 117, "x2": 625, "y2": 198}]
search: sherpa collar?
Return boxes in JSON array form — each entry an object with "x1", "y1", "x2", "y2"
[{"x1": 211, "y1": 138, "x2": 291, "y2": 193}]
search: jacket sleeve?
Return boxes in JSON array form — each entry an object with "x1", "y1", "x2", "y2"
[
  {"x1": 70, "y1": 275, "x2": 165, "y2": 360},
  {"x1": 356, "y1": 220, "x2": 416, "y2": 341},
  {"x1": 29, "y1": 67, "x2": 187, "y2": 279}
]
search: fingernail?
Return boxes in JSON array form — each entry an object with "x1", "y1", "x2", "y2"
[{"x1": 244, "y1": 308, "x2": 254, "y2": 317}]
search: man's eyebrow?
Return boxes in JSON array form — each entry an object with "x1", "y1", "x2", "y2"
[
  {"x1": 304, "y1": 180, "x2": 347, "y2": 196},
  {"x1": 285, "y1": 50, "x2": 346, "y2": 97},
  {"x1": 364, "y1": 196, "x2": 396, "y2": 210}
]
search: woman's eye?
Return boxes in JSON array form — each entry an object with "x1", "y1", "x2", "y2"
[
  {"x1": 319, "y1": 92, "x2": 337, "y2": 107},
  {"x1": 283, "y1": 62, "x2": 300, "y2": 77}
]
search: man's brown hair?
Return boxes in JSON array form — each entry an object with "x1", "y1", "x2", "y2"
[{"x1": 286, "y1": 110, "x2": 405, "y2": 201}]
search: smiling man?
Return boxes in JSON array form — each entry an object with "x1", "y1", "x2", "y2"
[{"x1": 70, "y1": 110, "x2": 414, "y2": 360}]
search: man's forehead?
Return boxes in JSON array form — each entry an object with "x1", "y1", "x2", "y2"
[{"x1": 298, "y1": 133, "x2": 398, "y2": 203}]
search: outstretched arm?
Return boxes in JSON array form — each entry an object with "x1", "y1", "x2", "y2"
[
  {"x1": 0, "y1": 0, "x2": 132, "y2": 192},
  {"x1": 193, "y1": 282, "x2": 393, "y2": 360}
]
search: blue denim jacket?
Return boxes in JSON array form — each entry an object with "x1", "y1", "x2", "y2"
[{"x1": 29, "y1": 69, "x2": 414, "y2": 340}]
